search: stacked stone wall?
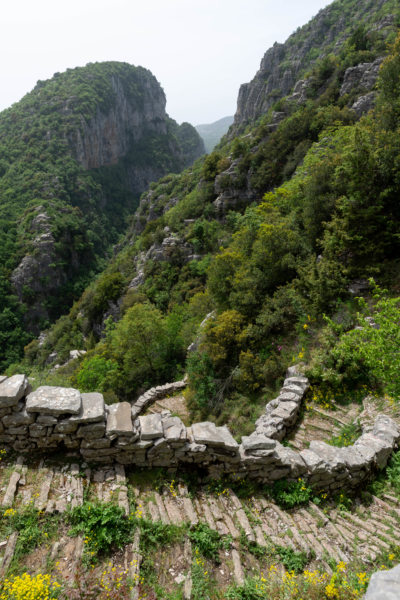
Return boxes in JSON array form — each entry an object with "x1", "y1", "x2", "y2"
[{"x1": 0, "y1": 369, "x2": 399, "y2": 492}]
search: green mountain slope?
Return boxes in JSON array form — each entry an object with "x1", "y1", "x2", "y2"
[
  {"x1": 196, "y1": 116, "x2": 234, "y2": 153},
  {"x1": 0, "y1": 61, "x2": 204, "y2": 368},
  {"x1": 18, "y1": 1, "x2": 400, "y2": 432}
]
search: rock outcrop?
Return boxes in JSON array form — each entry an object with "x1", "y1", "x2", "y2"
[
  {"x1": 233, "y1": 2, "x2": 394, "y2": 129},
  {"x1": 69, "y1": 71, "x2": 167, "y2": 170},
  {"x1": 7, "y1": 63, "x2": 204, "y2": 333},
  {"x1": 364, "y1": 564, "x2": 400, "y2": 599}
]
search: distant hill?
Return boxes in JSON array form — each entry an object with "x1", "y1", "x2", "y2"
[{"x1": 195, "y1": 116, "x2": 234, "y2": 153}]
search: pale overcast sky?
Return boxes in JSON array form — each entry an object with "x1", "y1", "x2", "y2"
[{"x1": 1, "y1": 0, "x2": 332, "y2": 125}]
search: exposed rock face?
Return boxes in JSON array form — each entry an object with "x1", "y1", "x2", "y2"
[
  {"x1": 9, "y1": 64, "x2": 204, "y2": 334},
  {"x1": 213, "y1": 158, "x2": 257, "y2": 218},
  {"x1": 11, "y1": 208, "x2": 72, "y2": 330},
  {"x1": 70, "y1": 72, "x2": 167, "y2": 170},
  {"x1": 233, "y1": 2, "x2": 393, "y2": 129},
  {"x1": 340, "y1": 58, "x2": 383, "y2": 96}
]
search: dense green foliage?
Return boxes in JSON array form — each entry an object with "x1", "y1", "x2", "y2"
[
  {"x1": 16, "y1": 4, "x2": 400, "y2": 428},
  {"x1": 0, "y1": 61, "x2": 203, "y2": 370},
  {"x1": 67, "y1": 501, "x2": 133, "y2": 563},
  {"x1": 308, "y1": 282, "x2": 400, "y2": 399}
]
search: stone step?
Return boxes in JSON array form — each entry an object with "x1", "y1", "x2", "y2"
[
  {"x1": 307, "y1": 419, "x2": 340, "y2": 434},
  {"x1": 198, "y1": 496, "x2": 217, "y2": 531},
  {"x1": 382, "y1": 493, "x2": 400, "y2": 508},
  {"x1": 2, "y1": 471, "x2": 20, "y2": 507},
  {"x1": 163, "y1": 494, "x2": 183, "y2": 525},
  {"x1": 299, "y1": 508, "x2": 341, "y2": 562},
  {"x1": 182, "y1": 496, "x2": 198, "y2": 527},
  {"x1": 147, "y1": 500, "x2": 161, "y2": 522},
  {"x1": 310, "y1": 407, "x2": 350, "y2": 426},
  {"x1": 125, "y1": 529, "x2": 142, "y2": 599},
  {"x1": 371, "y1": 496, "x2": 400, "y2": 521},
  {"x1": 0, "y1": 532, "x2": 18, "y2": 576},
  {"x1": 35, "y1": 468, "x2": 54, "y2": 511},
  {"x1": 154, "y1": 492, "x2": 170, "y2": 525},
  {"x1": 294, "y1": 510, "x2": 326, "y2": 559},
  {"x1": 231, "y1": 549, "x2": 244, "y2": 586},
  {"x1": 183, "y1": 537, "x2": 192, "y2": 600}
]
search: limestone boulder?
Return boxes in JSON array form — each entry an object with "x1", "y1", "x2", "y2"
[
  {"x1": 107, "y1": 403, "x2": 135, "y2": 437},
  {"x1": 0, "y1": 375, "x2": 29, "y2": 408},
  {"x1": 26, "y1": 386, "x2": 81, "y2": 415}
]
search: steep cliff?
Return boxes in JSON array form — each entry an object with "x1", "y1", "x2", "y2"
[
  {"x1": 0, "y1": 61, "x2": 204, "y2": 365},
  {"x1": 233, "y1": 0, "x2": 397, "y2": 130}
]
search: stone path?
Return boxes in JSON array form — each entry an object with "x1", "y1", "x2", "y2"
[
  {"x1": 288, "y1": 401, "x2": 362, "y2": 451},
  {"x1": 1, "y1": 457, "x2": 400, "y2": 594}
]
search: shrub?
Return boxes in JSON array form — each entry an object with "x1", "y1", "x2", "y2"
[
  {"x1": 268, "y1": 478, "x2": 312, "y2": 509},
  {"x1": 67, "y1": 501, "x2": 133, "y2": 563}
]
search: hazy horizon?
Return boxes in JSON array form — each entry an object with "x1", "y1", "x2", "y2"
[{"x1": 1, "y1": 0, "x2": 332, "y2": 125}]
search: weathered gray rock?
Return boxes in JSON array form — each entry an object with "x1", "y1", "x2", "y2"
[
  {"x1": 26, "y1": 386, "x2": 81, "y2": 415},
  {"x1": 0, "y1": 375, "x2": 28, "y2": 408},
  {"x1": 29, "y1": 423, "x2": 49, "y2": 437},
  {"x1": 191, "y1": 422, "x2": 238, "y2": 451},
  {"x1": 107, "y1": 402, "x2": 135, "y2": 437},
  {"x1": 354, "y1": 433, "x2": 392, "y2": 469},
  {"x1": 300, "y1": 449, "x2": 325, "y2": 473},
  {"x1": 2, "y1": 408, "x2": 34, "y2": 427},
  {"x1": 139, "y1": 413, "x2": 163, "y2": 440},
  {"x1": 351, "y1": 91, "x2": 377, "y2": 117},
  {"x1": 36, "y1": 415, "x2": 58, "y2": 425},
  {"x1": 364, "y1": 564, "x2": 400, "y2": 600},
  {"x1": 162, "y1": 416, "x2": 187, "y2": 444},
  {"x1": 242, "y1": 433, "x2": 276, "y2": 453},
  {"x1": 273, "y1": 444, "x2": 307, "y2": 475},
  {"x1": 309, "y1": 441, "x2": 346, "y2": 472},
  {"x1": 54, "y1": 420, "x2": 79, "y2": 434},
  {"x1": 340, "y1": 58, "x2": 383, "y2": 96},
  {"x1": 372, "y1": 415, "x2": 400, "y2": 445},
  {"x1": 70, "y1": 392, "x2": 105, "y2": 424},
  {"x1": 77, "y1": 422, "x2": 106, "y2": 439}
]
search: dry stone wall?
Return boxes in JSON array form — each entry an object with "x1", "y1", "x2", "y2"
[{"x1": 0, "y1": 369, "x2": 399, "y2": 492}]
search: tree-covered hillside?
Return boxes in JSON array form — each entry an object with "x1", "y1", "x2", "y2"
[
  {"x1": 0, "y1": 61, "x2": 204, "y2": 368},
  {"x1": 13, "y1": 1, "x2": 400, "y2": 437}
]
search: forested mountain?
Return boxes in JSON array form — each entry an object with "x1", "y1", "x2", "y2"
[
  {"x1": 195, "y1": 116, "x2": 234, "y2": 153},
  {"x1": 11, "y1": 0, "x2": 400, "y2": 436},
  {"x1": 0, "y1": 61, "x2": 204, "y2": 366}
]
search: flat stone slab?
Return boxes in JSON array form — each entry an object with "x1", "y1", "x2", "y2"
[
  {"x1": 162, "y1": 416, "x2": 187, "y2": 443},
  {"x1": 139, "y1": 413, "x2": 163, "y2": 439},
  {"x1": 107, "y1": 402, "x2": 134, "y2": 436},
  {"x1": 70, "y1": 392, "x2": 105, "y2": 424},
  {"x1": 242, "y1": 433, "x2": 276, "y2": 453},
  {"x1": 0, "y1": 375, "x2": 28, "y2": 408},
  {"x1": 191, "y1": 421, "x2": 238, "y2": 450},
  {"x1": 26, "y1": 386, "x2": 81, "y2": 415}
]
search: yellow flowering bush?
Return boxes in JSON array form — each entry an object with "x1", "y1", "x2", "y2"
[
  {"x1": 0, "y1": 573, "x2": 60, "y2": 600},
  {"x1": 225, "y1": 562, "x2": 370, "y2": 599}
]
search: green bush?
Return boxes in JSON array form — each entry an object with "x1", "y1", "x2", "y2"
[
  {"x1": 67, "y1": 501, "x2": 133, "y2": 563},
  {"x1": 269, "y1": 478, "x2": 312, "y2": 509},
  {"x1": 189, "y1": 522, "x2": 226, "y2": 563}
]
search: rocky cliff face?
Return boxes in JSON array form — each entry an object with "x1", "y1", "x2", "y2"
[
  {"x1": 2, "y1": 62, "x2": 204, "y2": 339},
  {"x1": 233, "y1": 0, "x2": 395, "y2": 129},
  {"x1": 70, "y1": 72, "x2": 167, "y2": 170}
]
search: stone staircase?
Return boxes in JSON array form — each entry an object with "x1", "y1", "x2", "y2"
[
  {"x1": 1, "y1": 456, "x2": 400, "y2": 593},
  {"x1": 288, "y1": 401, "x2": 362, "y2": 451}
]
